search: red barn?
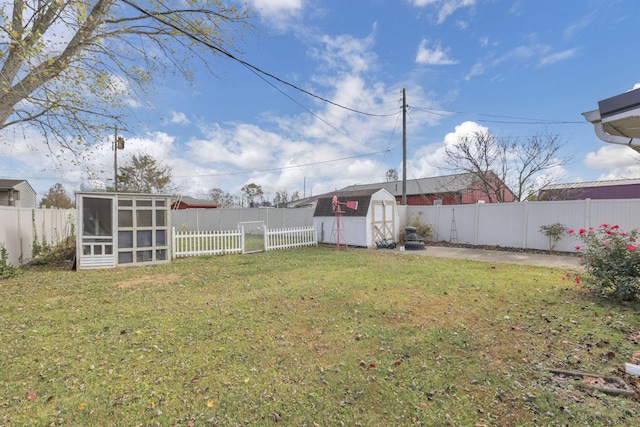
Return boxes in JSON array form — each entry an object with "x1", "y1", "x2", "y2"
[
  {"x1": 341, "y1": 172, "x2": 515, "y2": 205},
  {"x1": 171, "y1": 196, "x2": 219, "y2": 210}
]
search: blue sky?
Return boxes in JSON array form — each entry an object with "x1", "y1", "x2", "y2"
[{"x1": 2, "y1": 0, "x2": 640, "y2": 202}]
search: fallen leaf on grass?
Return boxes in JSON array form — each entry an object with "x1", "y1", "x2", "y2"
[{"x1": 583, "y1": 376, "x2": 606, "y2": 386}]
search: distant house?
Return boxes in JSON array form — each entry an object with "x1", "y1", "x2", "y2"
[
  {"x1": 341, "y1": 172, "x2": 515, "y2": 205},
  {"x1": 539, "y1": 178, "x2": 640, "y2": 201},
  {"x1": 171, "y1": 196, "x2": 219, "y2": 210},
  {"x1": 0, "y1": 179, "x2": 37, "y2": 208}
]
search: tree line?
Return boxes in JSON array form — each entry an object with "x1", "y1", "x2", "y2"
[{"x1": 39, "y1": 154, "x2": 301, "y2": 208}]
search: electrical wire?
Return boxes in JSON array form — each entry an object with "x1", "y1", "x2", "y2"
[
  {"x1": 410, "y1": 105, "x2": 585, "y2": 125},
  {"x1": 119, "y1": 0, "x2": 398, "y2": 118},
  {"x1": 171, "y1": 148, "x2": 392, "y2": 178}
]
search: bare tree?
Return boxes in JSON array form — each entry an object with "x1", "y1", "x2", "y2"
[
  {"x1": 442, "y1": 130, "x2": 568, "y2": 202},
  {"x1": 0, "y1": 0, "x2": 254, "y2": 150},
  {"x1": 273, "y1": 189, "x2": 290, "y2": 207}
]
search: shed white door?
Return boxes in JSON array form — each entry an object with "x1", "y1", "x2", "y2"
[
  {"x1": 78, "y1": 195, "x2": 116, "y2": 269},
  {"x1": 371, "y1": 200, "x2": 395, "y2": 242}
]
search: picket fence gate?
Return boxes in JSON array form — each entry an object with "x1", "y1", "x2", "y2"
[{"x1": 172, "y1": 225, "x2": 317, "y2": 258}]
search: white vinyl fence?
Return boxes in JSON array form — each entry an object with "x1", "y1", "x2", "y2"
[
  {"x1": 0, "y1": 206, "x2": 76, "y2": 266},
  {"x1": 264, "y1": 226, "x2": 317, "y2": 251},
  {"x1": 404, "y1": 198, "x2": 640, "y2": 253}
]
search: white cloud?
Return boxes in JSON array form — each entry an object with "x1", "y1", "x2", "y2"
[
  {"x1": 168, "y1": 111, "x2": 191, "y2": 125},
  {"x1": 408, "y1": 121, "x2": 489, "y2": 177},
  {"x1": 249, "y1": 0, "x2": 304, "y2": 31},
  {"x1": 436, "y1": 0, "x2": 475, "y2": 24},
  {"x1": 564, "y1": 12, "x2": 596, "y2": 39},
  {"x1": 409, "y1": 0, "x2": 476, "y2": 24},
  {"x1": 312, "y1": 32, "x2": 377, "y2": 74},
  {"x1": 584, "y1": 144, "x2": 640, "y2": 170},
  {"x1": 492, "y1": 43, "x2": 550, "y2": 67},
  {"x1": 539, "y1": 47, "x2": 580, "y2": 66},
  {"x1": 415, "y1": 39, "x2": 458, "y2": 65},
  {"x1": 465, "y1": 62, "x2": 484, "y2": 80}
]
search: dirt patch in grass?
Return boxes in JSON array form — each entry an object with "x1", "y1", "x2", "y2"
[{"x1": 115, "y1": 273, "x2": 181, "y2": 289}]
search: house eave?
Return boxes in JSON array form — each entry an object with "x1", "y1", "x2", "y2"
[{"x1": 583, "y1": 108, "x2": 640, "y2": 153}]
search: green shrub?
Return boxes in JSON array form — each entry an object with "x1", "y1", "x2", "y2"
[
  {"x1": 0, "y1": 245, "x2": 19, "y2": 279},
  {"x1": 539, "y1": 222, "x2": 567, "y2": 252},
  {"x1": 569, "y1": 224, "x2": 640, "y2": 301}
]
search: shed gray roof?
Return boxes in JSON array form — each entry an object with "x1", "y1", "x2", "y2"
[
  {"x1": 313, "y1": 188, "x2": 383, "y2": 217},
  {"x1": 341, "y1": 172, "x2": 478, "y2": 197}
]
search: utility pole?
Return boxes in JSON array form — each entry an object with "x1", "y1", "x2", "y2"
[
  {"x1": 114, "y1": 125, "x2": 118, "y2": 192},
  {"x1": 402, "y1": 88, "x2": 407, "y2": 205},
  {"x1": 114, "y1": 125, "x2": 125, "y2": 192}
]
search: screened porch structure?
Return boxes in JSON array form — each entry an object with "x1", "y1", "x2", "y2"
[{"x1": 76, "y1": 192, "x2": 171, "y2": 270}]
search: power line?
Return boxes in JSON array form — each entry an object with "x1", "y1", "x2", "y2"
[
  {"x1": 171, "y1": 148, "x2": 392, "y2": 178},
  {"x1": 410, "y1": 105, "x2": 585, "y2": 125},
  {"x1": 119, "y1": 0, "x2": 398, "y2": 118}
]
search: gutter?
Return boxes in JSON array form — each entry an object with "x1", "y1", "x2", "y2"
[{"x1": 582, "y1": 109, "x2": 640, "y2": 152}]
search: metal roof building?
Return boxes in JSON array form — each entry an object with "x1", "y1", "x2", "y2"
[{"x1": 539, "y1": 178, "x2": 640, "y2": 201}]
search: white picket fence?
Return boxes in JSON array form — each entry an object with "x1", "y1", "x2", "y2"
[
  {"x1": 264, "y1": 226, "x2": 317, "y2": 251},
  {"x1": 172, "y1": 228, "x2": 243, "y2": 258},
  {"x1": 172, "y1": 225, "x2": 317, "y2": 258}
]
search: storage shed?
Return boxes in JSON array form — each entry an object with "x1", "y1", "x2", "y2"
[
  {"x1": 313, "y1": 189, "x2": 398, "y2": 247},
  {"x1": 76, "y1": 192, "x2": 171, "y2": 270}
]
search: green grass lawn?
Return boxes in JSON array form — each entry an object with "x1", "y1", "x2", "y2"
[{"x1": 2, "y1": 247, "x2": 639, "y2": 426}]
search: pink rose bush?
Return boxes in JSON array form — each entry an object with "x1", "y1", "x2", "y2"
[{"x1": 569, "y1": 224, "x2": 640, "y2": 301}]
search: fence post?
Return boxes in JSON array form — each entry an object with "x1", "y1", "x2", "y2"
[
  {"x1": 522, "y1": 201, "x2": 529, "y2": 249},
  {"x1": 264, "y1": 226, "x2": 269, "y2": 251},
  {"x1": 171, "y1": 227, "x2": 176, "y2": 260}
]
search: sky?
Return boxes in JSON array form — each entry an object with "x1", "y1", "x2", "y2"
[{"x1": 2, "y1": 0, "x2": 640, "y2": 203}]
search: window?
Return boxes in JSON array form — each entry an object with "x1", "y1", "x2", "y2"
[
  {"x1": 115, "y1": 195, "x2": 170, "y2": 267},
  {"x1": 82, "y1": 197, "x2": 112, "y2": 236},
  {"x1": 137, "y1": 210, "x2": 153, "y2": 227},
  {"x1": 118, "y1": 210, "x2": 133, "y2": 227}
]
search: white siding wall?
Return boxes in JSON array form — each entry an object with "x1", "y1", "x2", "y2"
[
  {"x1": 15, "y1": 181, "x2": 37, "y2": 208},
  {"x1": 314, "y1": 216, "x2": 368, "y2": 247}
]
